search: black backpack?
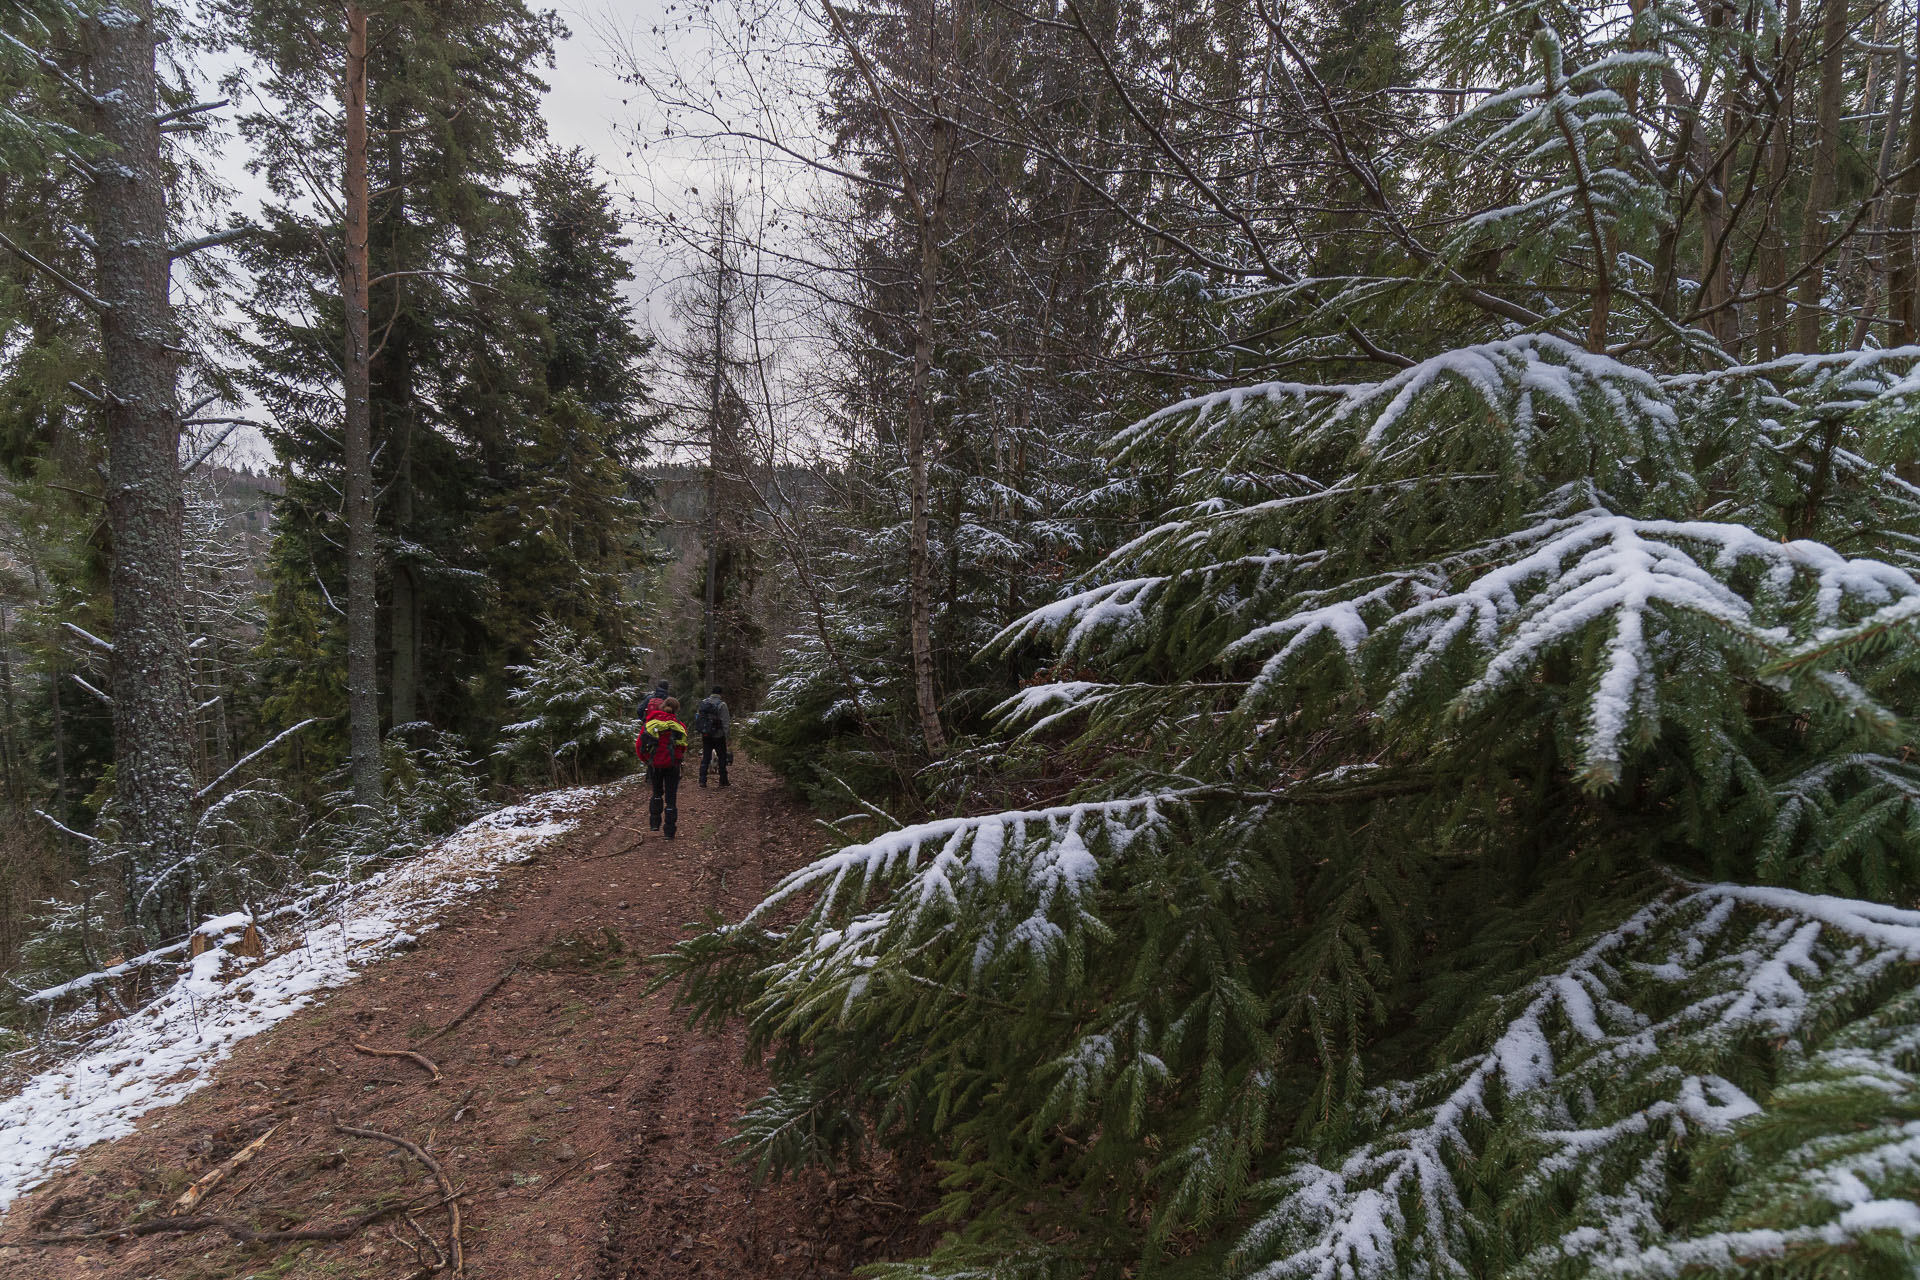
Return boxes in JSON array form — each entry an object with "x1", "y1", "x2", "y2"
[{"x1": 693, "y1": 698, "x2": 718, "y2": 736}]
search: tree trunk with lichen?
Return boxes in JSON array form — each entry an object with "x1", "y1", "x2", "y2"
[
  {"x1": 343, "y1": 3, "x2": 382, "y2": 809},
  {"x1": 88, "y1": 0, "x2": 194, "y2": 931}
]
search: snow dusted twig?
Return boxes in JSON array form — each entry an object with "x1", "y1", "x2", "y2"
[
  {"x1": 69, "y1": 673, "x2": 110, "y2": 705},
  {"x1": 32, "y1": 808, "x2": 101, "y2": 848},
  {"x1": 180, "y1": 421, "x2": 247, "y2": 473},
  {"x1": 192, "y1": 718, "x2": 320, "y2": 804},
  {"x1": 60, "y1": 621, "x2": 112, "y2": 652}
]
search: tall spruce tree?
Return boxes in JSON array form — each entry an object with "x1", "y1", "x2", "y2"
[
  {"x1": 225, "y1": 0, "x2": 563, "y2": 768},
  {"x1": 480, "y1": 147, "x2": 655, "y2": 662}
]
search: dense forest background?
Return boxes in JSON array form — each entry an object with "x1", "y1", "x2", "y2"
[{"x1": 8, "y1": 0, "x2": 1920, "y2": 1276}]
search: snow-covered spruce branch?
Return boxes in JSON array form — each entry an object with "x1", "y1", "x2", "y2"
[
  {"x1": 743, "y1": 792, "x2": 1189, "y2": 929},
  {"x1": 1661, "y1": 344, "x2": 1920, "y2": 393},
  {"x1": 1323, "y1": 334, "x2": 1672, "y2": 454},
  {"x1": 1382, "y1": 515, "x2": 1918, "y2": 761},
  {"x1": 1111, "y1": 335, "x2": 1680, "y2": 465},
  {"x1": 1004, "y1": 500, "x2": 1920, "y2": 783},
  {"x1": 1117, "y1": 335, "x2": 1920, "y2": 488},
  {"x1": 744, "y1": 773, "x2": 1437, "y2": 981},
  {"x1": 990, "y1": 680, "x2": 1244, "y2": 738},
  {"x1": 1111, "y1": 378, "x2": 1358, "y2": 453},
  {"x1": 1202, "y1": 510, "x2": 1920, "y2": 779},
  {"x1": 1232, "y1": 884, "x2": 1920, "y2": 1280},
  {"x1": 989, "y1": 547, "x2": 1346, "y2": 661}
]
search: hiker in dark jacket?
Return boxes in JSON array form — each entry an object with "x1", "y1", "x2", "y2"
[
  {"x1": 639, "y1": 679, "x2": 669, "y2": 724},
  {"x1": 694, "y1": 686, "x2": 731, "y2": 787}
]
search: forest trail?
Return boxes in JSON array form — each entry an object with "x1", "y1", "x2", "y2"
[{"x1": 0, "y1": 757, "x2": 930, "y2": 1279}]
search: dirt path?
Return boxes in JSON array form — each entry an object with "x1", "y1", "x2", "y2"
[{"x1": 0, "y1": 757, "x2": 931, "y2": 1279}]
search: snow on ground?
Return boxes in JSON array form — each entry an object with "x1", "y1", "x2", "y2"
[{"x1": 0, "y1": 785, "x2": 608, "y2": 1212}]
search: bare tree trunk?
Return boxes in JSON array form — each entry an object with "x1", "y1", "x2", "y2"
[
  {"x1": 1890, "y1": 4, "x2": 1920, "y2": 343},
  {"x1": 89, "y1": 0, "x2": 194, "y2": 908},
  {"x1": 381, "y1": 129, "x2": 421, "y2": 733},
  {"x1": 0, "y1": 604, "x2": 20, "y2": 809},
  {"x1": 705, "y1": 215, "x2": 725, "y2": 694},
  {"x1": 1792, "y1": 0, "x2": 1848, "y2": 353},
  {"x1": 342, "y1": 3, "x2": 382, "y2": 808},
  {"x1": 819, "y1": 0, "x2": 951, "y2": 756},
  {"x1": 906, "y1": 112, "x2": 952, "y2": 757},
  {"x1": 1757, "y1": 2, "x2": 1802, "y2": 360},
  {"x1": 1852, "y1": 42, "x2": 1908, "y2": 349}
]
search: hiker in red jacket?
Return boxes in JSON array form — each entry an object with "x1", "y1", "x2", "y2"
[{"x1": 637, "y1": 696, "x2": 690, "y2": 839}]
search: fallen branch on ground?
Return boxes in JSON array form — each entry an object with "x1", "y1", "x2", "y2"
[
  {"x1": 423, "y1": 961, "x2": 517, "y2": 1043},
  {"x1": 582, "y1": 838, "x2": 645, "y2": 862},
  {"x1": 334, "y1": 1122, "x2": 463, "y2": 1274},
  {"x1": 17, "y1": 1194, "x2": 441, "y2": 1246},
  {"x1": 402, "y1": 1209, "x2": 446, "y2": 1269},
  {"x1": 524, "y1": 1148, "x2": 600, "y2": 1199},
  {"x1": 352, "y1": 1042, "x2": 443, "y2": 1081},
  {"x1": 171, "y1": 1123, "x2": 280, "y2": 1215}
]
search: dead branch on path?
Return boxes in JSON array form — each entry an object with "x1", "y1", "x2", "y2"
[
  {"x1": 352, "y1": 1042, "x2": 443, "y2": 1081},
  {"x1": 171, "y1": 1123, "x2": 281, "y2": 1215},
  {"x1": 519, "y1": 1147, "x2": 601, "y2": 1199},
  {"x1": 16, "y1": 1194, "x2": 445, "y2": 1246},
  {"x1": 334, "y1": 1122, "x2": 464, "y2": 1274},
  {"x1": 439, "y1": 1086, "x2": 478, "y2": 1122},
  {"x1": 423, "y1": 960, "x2": 518, "y2": 1043},
  {"x1": 582, "y1": 838, "x2": 646, "y2": 862}
]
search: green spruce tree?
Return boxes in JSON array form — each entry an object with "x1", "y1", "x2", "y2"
[
  {"x1": 667, "y1": 5, "x2": 1920, "y2": 1278},
  {"x1": 482, "y1": 148, "x2": 656, "y2": 661}
]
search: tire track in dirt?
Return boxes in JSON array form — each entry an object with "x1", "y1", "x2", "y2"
[{"x1": 0, "y1": 757, "x2": 931, "y2": 1279}]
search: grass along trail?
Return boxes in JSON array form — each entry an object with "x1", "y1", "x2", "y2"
[{"x1": 0, "y1": 756, "x2": 931, "y2": 1279}]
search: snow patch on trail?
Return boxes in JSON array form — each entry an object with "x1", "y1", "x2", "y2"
[{"x1": 0, "y1": 785, "x2": 605, "y2": 1212}]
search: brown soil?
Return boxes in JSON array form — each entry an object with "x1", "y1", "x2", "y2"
[{"x1": 0, "y1": 757, "x2": 935, "y2": 1279}]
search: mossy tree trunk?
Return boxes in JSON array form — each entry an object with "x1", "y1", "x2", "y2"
[{"x1": 89, "y1": 0, "x2": 194, "y2": 927}]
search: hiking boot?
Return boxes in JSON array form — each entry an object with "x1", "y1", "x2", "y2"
[{"x1": 718, "y1": 779, "x2": 730, "y2": 787}]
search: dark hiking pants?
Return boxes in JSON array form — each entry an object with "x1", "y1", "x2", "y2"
[
  {"x1": 701, "y1": 735, "x2": 729, "y2": 785},
  {"x1": 649, "y1": 765, "x2": 681, "y2": 837}
]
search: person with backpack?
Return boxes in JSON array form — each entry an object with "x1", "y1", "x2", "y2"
[
  {"x1": 639, "y1": 678, "x2": 669, "y2": 724},
  {"x1": 637, "y1": 696, "x2": 689, "y2": 838},
  {"x1": 693, "y1": 686, "x2": 731, "y2": 787}
]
